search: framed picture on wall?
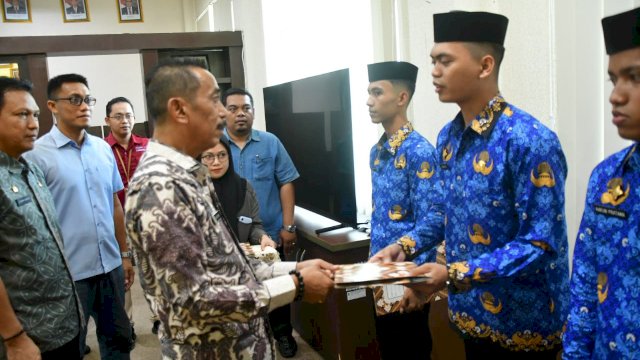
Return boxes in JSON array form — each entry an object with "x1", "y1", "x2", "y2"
[
  {"x1": 2, "y1": 0, "x2": 31, "y2": 22},
  {"x1": 117, "y1": 0, "x2": 142, "y2": 23},
  {"x1": 61, "y1": 0, "x2": 89, "y2": 22}
]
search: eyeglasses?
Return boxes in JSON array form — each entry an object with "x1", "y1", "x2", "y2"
[
  {"x1": 109, "y1": 113, "x2": 135, "y2": 121},
  {"x1": 201, "y1": 151, "x2": 228, "y2": 164},
  {"x1": 52, "y1": 95, "x2": 97, "y2": 106}
]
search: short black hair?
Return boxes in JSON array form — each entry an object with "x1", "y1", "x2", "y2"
[
  {"x1": 464, "y1": 42, "x2": 506, "y2": 78},
  {"x1": 47, "y1": 73, "x2": 89, "y2": 99},
  {"x1": 106, "y1": 96, "x2": 134, "y2": 117},
  {"x1": 0, "y1": 77, "x2": 32, "y2": 112},
  {"x1": 222, "y1": 88, "x2": 254, "y2": 107},
  {"x1": 144, "y1": 58, "x2": 207, "y2": 124},
  {"x1": 389, "y1": 79, "x2": 416, "y2": 102}
]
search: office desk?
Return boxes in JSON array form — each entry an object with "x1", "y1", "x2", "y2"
[{"x1": 291, "y1": 207, "x2": 379, "y2": 360}]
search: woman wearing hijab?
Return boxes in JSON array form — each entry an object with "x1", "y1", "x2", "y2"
[{"x1": 201, "y1": 137, "x2": 277, "y2": 249}]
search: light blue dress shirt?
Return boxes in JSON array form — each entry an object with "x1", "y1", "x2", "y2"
[
  {"x1": 24, "y1": 126, "x2": 124, "y2": 281},
  {"x1": 224, "y1": 129, "x2": 299, "y2": 241}
]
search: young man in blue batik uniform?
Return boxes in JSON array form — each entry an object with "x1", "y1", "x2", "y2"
[
  {"x1": 371, "y1": 12, "x2": 570, "y2": 359},
  {"x1": 562, "y1": 7, "x2": 640, "y2": 359},
  {"x1": 366, "y1": 61, "x2": 444, "y2": 359}
]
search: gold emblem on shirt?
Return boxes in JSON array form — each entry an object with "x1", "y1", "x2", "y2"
[
  {"x1": 416, "y1": 161, "x2": 434, "y2": 179},
  {"x1": 480, "y1": 291, "x2": 503, "y2": 314},
  {"x1": 450, "y1": 261, "x2": 470, "y2": 274},
  {"x1": 530, "y1": 162, "x2": 556, "y2": 188},
  {"x1": 531, "y1": 241, "x2": 551, "y2": 252},
  {"x1": 468, "y1": 224, "x2": 491, "y2": 245},
  {"x1": 388, "y1": 205, "x2": 406, "y2": 220},
  {"x1": 601, "y1": 178, "x2": 630, "y2": 206},
  {"x1": 442, "y1": 143, "x2": 453, "y2": 162},
  {"x1": 394, "y1": 154, "x2": 407, "y2": 169},
  {"x1": 472, "y1": 151, "x2": 494, "y2": 175},
  {"x1": 597, "y1": 272, "x2": 608, "y2": 304}
]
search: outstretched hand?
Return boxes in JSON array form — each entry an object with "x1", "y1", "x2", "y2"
[
  {"x1": 403, "y1": 263, "x2": 447, "y2": 297},
  {"x1": 369, "y1": 243, "x2": 406, "y2": 263},
  {"x1": 296, "y1": 259, "x2": 337, "y2": 303}
]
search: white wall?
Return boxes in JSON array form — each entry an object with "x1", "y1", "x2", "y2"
[
  {"x1": 47, "y1": 53, "x2": 147, "y2": 134},
  {"x1": 0, "y1": 0, "x2": 186, "y2": 37}
]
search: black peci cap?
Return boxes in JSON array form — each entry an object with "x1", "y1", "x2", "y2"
[
  {"x1": 367, "y1": 61, "x2": 418, "y2": 83},
  {"x1": 434, "y1": 11, "x2": 508, "y2": 45},
  {"x1": 602, "y1": 7, "x2": 640, "y2": 55}
]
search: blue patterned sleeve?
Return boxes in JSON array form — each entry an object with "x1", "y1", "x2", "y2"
[
  {"x1": 403, "y1": 144, "x2": 445, "y2": 259},
  {"x1": 562, "y1": 173, "x2": 600, "y2": 359},
  {"x1": 462, "y1": 129, "x2": 567, "y2": 282}
]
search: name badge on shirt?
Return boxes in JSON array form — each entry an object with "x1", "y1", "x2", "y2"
[
  {"x1": 593, "y1": 205, "x2": 627, "y2": 220},
  {"x1": 15, "y1": 195, "x2": 32, "y2": 207}
]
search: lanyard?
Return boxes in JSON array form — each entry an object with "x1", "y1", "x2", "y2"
[{"x1": 115, "y1": 145, "x2": 134, "y2": 186}]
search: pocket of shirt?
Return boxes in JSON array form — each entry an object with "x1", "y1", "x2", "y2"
[{"x1": 253, "y1": 155, "x2": 274, "y2": 181}]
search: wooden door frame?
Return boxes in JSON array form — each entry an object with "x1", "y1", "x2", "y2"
[{"x1": 0, "y1": 31, "x2": 244, "y2": 135}]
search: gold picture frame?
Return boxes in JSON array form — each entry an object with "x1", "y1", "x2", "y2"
[
  {"x1": 117, "y1": 0, "x2": 142, "y2": 23},
  {"x1": 61, "y1": 0, "x2": 89, "y2": 23},
  {"x1": 2, "y1": 0, "x2": 32, "y2": 23}
]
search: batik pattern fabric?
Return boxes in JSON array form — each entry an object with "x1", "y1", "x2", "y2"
[
  {"x1": 563, "y1": 143, "x2": 640, "y2": 359},
  {"x1": 0, "y1": 152, "x2": 81, "y2": 357},
  {"x1": 125, "y1": 141, "x2": 297, "y2": 360},
  {"x1": 369, "y1": 122, "x2": 444, "y2": 265},
  {"x1": 436, "y1": 95, "x2": 570, "y2": 351}
]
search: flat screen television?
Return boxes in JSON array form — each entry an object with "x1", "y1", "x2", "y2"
[{"x1": 264, "y1": 69, "x2": 357, "y2": 229}]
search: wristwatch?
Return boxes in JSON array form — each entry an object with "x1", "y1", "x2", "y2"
[
  {"x1": 284, "y1": 225, "x2": 297, "y2": 233},
  {"x1": 121, "y1": 251, "x2": 132, "y2": 259}
]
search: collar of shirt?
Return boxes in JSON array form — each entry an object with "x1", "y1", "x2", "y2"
[
  {"x1": 377, "y1": 122, "x2": 414, "y2": 156},
  {"x1": 49, "y1": 125, "x2": 90, "y2": 149},
  {"x1": 452, "y1": 94, "x2": 507, "y2": 139},
  {"x1": 146, "y1": 140, "x2": 205, "y2": 176},
  {"x1": 622, "y1": 142, "x2": 639, "y2": 171},
  {"x1": 0, "y1": 150, "x2": 32, "y2": 175},
  {"x1": 224, "y1": 128, "x2": 262, "y2": 145},
  {"x1": 105, "y1": 133, "x2": 146, "y2": 149}
]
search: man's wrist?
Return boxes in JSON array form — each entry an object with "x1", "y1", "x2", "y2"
[
  {"x1": 283, "y1": 224, "x2": 297, "y2": 233},
  {"x1": 121, "y1": 251, "x2": 132, "y2": 258}
]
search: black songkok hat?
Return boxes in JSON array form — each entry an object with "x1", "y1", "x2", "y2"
[
  {"x1": 433, "y1": 11, "x2": 509, "y2": 45},
  {"x1": 367, "y1": 61, "x2": 418, "y2": 83},
  {"x1": 602, "y1": 7, "x2": 640, "y2": 55}
]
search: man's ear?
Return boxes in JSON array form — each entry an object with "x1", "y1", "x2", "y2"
[
  {"x1": 46, "y1": 100, "x2": 57, "y2": 115},
  {"x1": 479, "y1": 55, "x2": 496, "y2": 79},
  {"x1": 397, "y1": 89, "x2": 410, "y2": 107},
  {"x1": 167, "y1": 97, "x2": 189, "y2": 124}
]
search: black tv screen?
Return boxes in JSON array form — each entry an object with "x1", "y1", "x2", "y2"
[{"x1": 264, "y1": 69, "x2": 357, "y2": 227}]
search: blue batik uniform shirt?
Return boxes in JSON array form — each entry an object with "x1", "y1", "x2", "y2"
[
  {"x1": 563, "y1": 143, "x2": 640, "y2": 359},
  {"x1": 436, "y1": 95, "x2": 570, "y2": 351},
  {"x1": 369, "y1": 122, "x2": 444, "y2": 265},
  {"x1": 224, "y1": 129, "x2": 299, "y2": 241}
]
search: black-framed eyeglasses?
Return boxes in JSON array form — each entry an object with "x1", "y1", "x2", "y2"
[
  {"x1": 52, "y1": 95, "x2": 97, "y2": 106},
  {"x1": 201, "y1": 151, "x2": 228, "y2": 164},
  {"x1": 108, "y1": 113, "x2": 135, "y2": 121}
]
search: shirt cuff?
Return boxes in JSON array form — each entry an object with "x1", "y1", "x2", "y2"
[
  {"x1": 264, "y1": 275, "x2": 297, "y2": 312},
  {"x1": 272, "y1": 261, "x2": 296, "y2": 277}
]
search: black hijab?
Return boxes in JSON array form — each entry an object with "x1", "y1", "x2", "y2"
[{"x1": 209, "y1": 137, "x2": 246, "y2": 237}]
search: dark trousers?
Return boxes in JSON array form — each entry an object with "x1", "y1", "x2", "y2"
[
  {"x1": 75, "y1": 266, "x2": 131, "y2": 360},
  {"x1": 464, "y1": 337, "x2": 561, "y2": 360},
  {"x1": 375, "y1": 303, "x2": 432, "y2": 360},
  {"x1": 270, "y1": 245, "x2": 293, "y2": 339},
  {"x1": 41, "y1": 333, "x2": 82, "y2": 360}
]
